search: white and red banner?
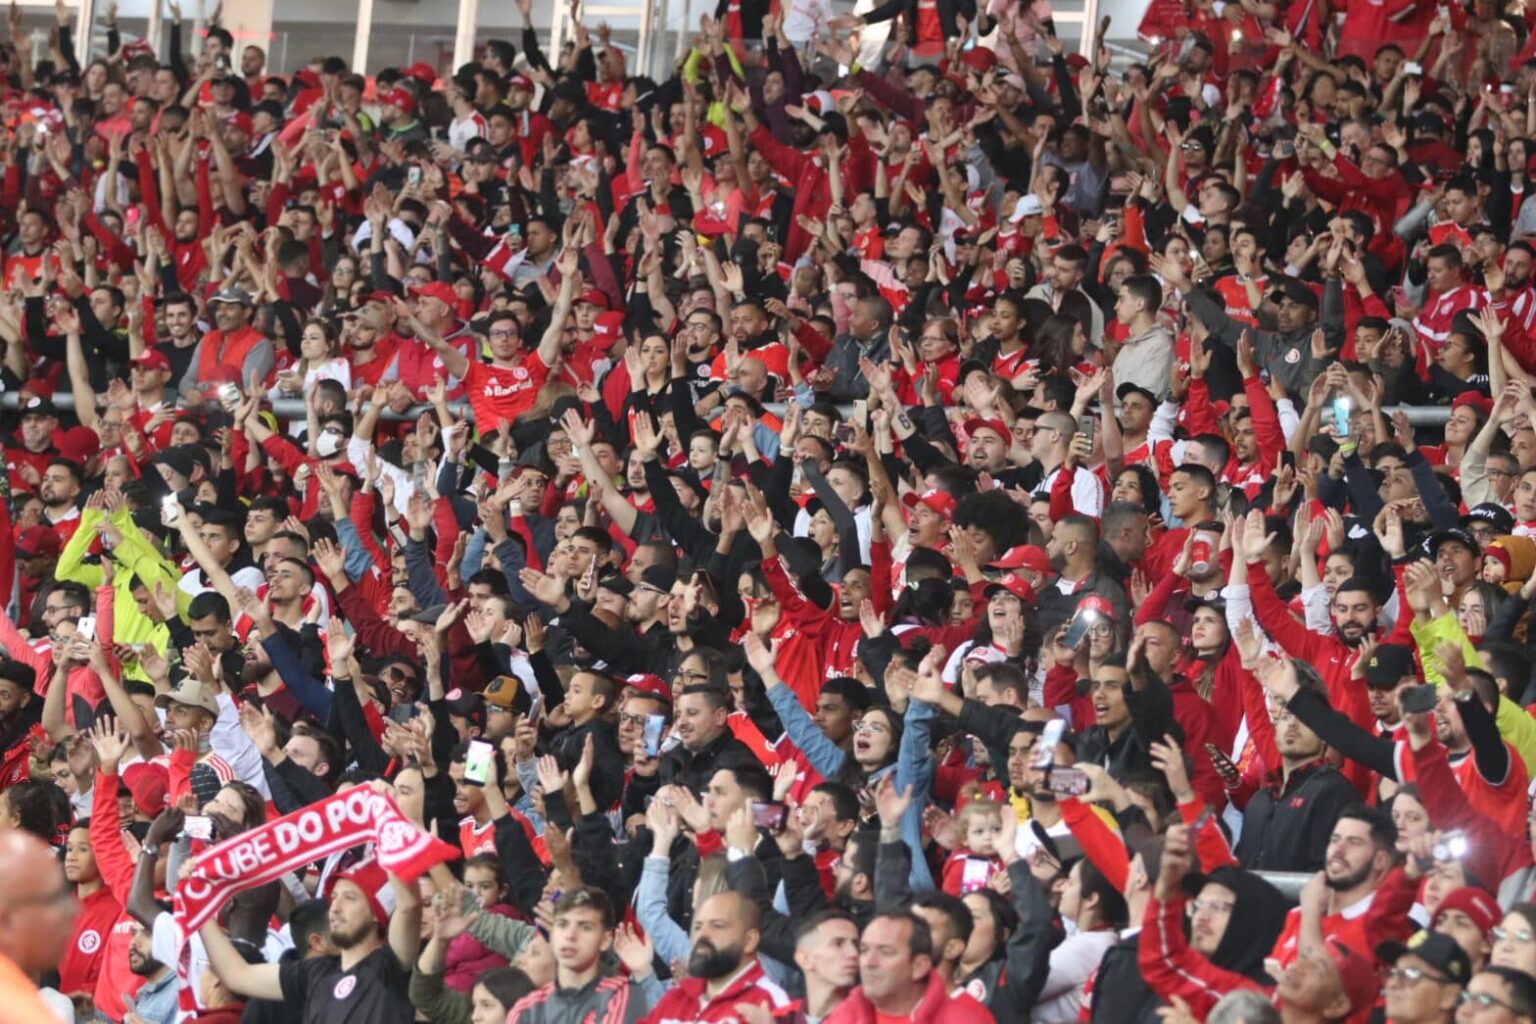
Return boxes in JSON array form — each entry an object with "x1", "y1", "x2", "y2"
[{"x1": 174, "y1": 786, "x2": 458, "y2": 935}]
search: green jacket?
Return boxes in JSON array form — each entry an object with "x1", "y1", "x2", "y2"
[
  {"x1": 55, "y1": 506, "x2": 187, "y2": 681},
  {"x1": 1409, "y1": 610, "x2": 1536, "y2": 777}
]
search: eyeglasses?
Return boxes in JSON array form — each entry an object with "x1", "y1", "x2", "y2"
[
  {"x1": 618, "y1": 713, "x2": 649, "y2": 728},
  {"x1": 674, "y1": 670, "x2": 710, "y2": 685},
  {"x1": 488, "y1": 328, "x2": 518, "y2": 339},
  {"x1": 1186, "y1": 898, "x2": 1236, "y2": 917},
  {"x1": 853, "y1": 719, "x2": 889, "y2": 735},
  {"x1": 1384, "y1": 965, "x2": 1452, "y2": 986},
  {"x1": 1494, "y1": 925, "x2": 1535, "y2": 944},
  {"x1": 1459, "y1": 989, "x2": 1519, "y2": 1012}
]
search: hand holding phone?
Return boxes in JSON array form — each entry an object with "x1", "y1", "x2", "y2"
[
  {"x1": 642, "y1": 714, "x2": 667, "y2": 758},
  {"x1": 464, "y1": 739, "x2": 495, "y2": 786},
  {"x1": 1046, "y1": 767, "x2": 1089, "y2": 795},
  {"x1": 751, "y1": 801, "x2": 788, "y2": 831}
]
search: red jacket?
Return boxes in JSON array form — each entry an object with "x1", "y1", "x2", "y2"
[
  {"x1": 1138, "y1": 892, "x2": 1266, "y2": 1021},
  {"x1": 58, "y1": 886, "x2": 120, "y2": 998},
  {"x1": 89, "y1": 769, "x2": 145, "y2": 1021},
  {"x1": 639, "y1": 960, "x2": 797, "y2": 1023},
  {"x1": 823, "y1": 970, "x2": 996, "y2": 1024},
  {"x1": 1245, "y1": 563, "x2": 1376, "y2": 792}
]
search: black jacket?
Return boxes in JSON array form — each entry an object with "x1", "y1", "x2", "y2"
[
  {"x1": 1035, "y1": 567, "x2": 1133, "y2": 641},
  {"x1": 1087, "y1": 933, "x2": 1162, "y2": 1024},
  {"x1": 659, "y1": 729, "x2": 760, "y2": 796},
  {"x1": 550, "y1": 717, "x2": 627, "y2": 814},
  {"x1": 1233, "y1": 761, "x2": 1358, "y2": 872},
  {"x1": 879, "y1": 839, "x2": 1058, "y2": 1017},
  {"x1": 1075, "y1": 665, "x2": 1182, "y2": 780},
  {"x1": 1197, "y1": 867, "x2": 1291, "y2": 981},
  {"x1": 730, "y1": 845, "x2": 848, "y2": 966}
]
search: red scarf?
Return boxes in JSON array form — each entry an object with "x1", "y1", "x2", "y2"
[{"x1": 171, "y1": 788, "x2": 458, "y2": 1007}]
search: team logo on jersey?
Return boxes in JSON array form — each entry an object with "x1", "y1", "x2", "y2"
[
  {"x1": 1285, "y1": 349, "x2": 1301, "y2": 363},
  {"x1": 76, "y1": 930, "x2": 100, "y2": 954},
  {"x1": 966, "y1": 978, "x2": 987, "y2": 1001},
  {"x1": 334, "y1": 976, "x2": 357, "y2": 1000}
]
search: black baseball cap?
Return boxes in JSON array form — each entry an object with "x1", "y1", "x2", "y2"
[{"x1": 1361, "y1": 642, "x2": 1417, "y2": 689}]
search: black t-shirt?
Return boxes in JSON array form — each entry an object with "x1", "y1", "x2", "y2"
[{"x1": 278, "y1": 945, "x2": 412, "y2": 1024}]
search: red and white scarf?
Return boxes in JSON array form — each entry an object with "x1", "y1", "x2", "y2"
[{"x1": 171, "y1": 788, "x2": 457, "y2": 1001}]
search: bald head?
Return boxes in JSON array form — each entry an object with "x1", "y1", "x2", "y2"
[
  {"x1": 0, "y1": 830, "x2": 76, "y2": 975},
  {"x1": 708, "y1": 889, "x2": 761, "y2": 932}
]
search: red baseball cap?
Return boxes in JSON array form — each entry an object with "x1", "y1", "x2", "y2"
[
  {"x1": 14, "y1": 525, "x2": 60, "y2": 559},
  {"x1": 983, "y1": 574, "x2": 1037, "y2": 606},
  {"x1": 989, "y1": 545, "x2": 1051, "y2": 574},
  {"x1": 58, "y1": 426, "x2": 100, "y2": 464},
  {"x1": 334, "y1": 861, "x2": 391, "y2": 931},
  {"x1": 576, "y1": 288, "x2": 610, "y2": 310},
  {"x1": 1078, "y1": 594, "x2": 1117, "y2": 619},
  {"x1": 409, "y1": 281, "x2": 458, "y2": 307},
  {"x1": 902, "y1": 489, "x2": 957, "y2": 519},
  {"x1": 1451, "y1": 391, "x2": 1495, "y2": 418},
  {"x1": 383, "y1": 87, "x2": 417, "y2": 115},
  {"x1": 624, "y1": 674, "x2": 672, "y2": 704},
  {"x1": 509, "y1": 74, "x2": 534, "y2": 93},
  {"x1": 593, "y1": 310, "x2": 625, "y2": 341},
  {"x1": 405, "y1": 61, "x2": 437, "y2": 86},
  {"x1": 121, "y1": 762, "x2": 169, "y2": 816},
  {"x1": 131, "y1": 349, "x2": 172, "y2": 373},
  {"x1": 1324, "y1": 940, "x2": 1380, "y2": 1019},
  {"x1": 962, "y1": 417, "x2": 1011, "y2": 444}
]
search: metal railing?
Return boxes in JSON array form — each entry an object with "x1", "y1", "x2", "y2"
[{"x1": 0, "y1": 392, "x2": 1457, "y2": 428}]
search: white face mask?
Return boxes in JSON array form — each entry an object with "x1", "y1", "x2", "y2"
[{"x1": 316, "y1": 429, "x2": 344, "y2": 458}]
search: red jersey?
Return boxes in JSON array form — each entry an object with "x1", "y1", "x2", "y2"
[
  {"x1": 58, "y1": 886, "x2": 121, "y2": 997},
  {"x1": 458, "y1": 816, "x2": 497, "y2": 858},
  {"x1": 1268, "y1": 895, "x2": 1374, "y2": 970},
  {"x1": 640, "y1": 961, "x2": 795, "y2": 1024},
  {"x1": 463, "y1": 352, "x2": 553, "y2": 431},
  {"x1": 585, "y1": 81, "x2": 623, "y2": 112},
  {"x1": 5, "y1": 444, "x2": 56, "y2": 495},
  {"x1": 1214, "y1": 274, "x2": 1266, "y2": 326},
  {"x1": 1412, "y1": 284, "x2": 1485, "y2": 355},
  {"x1": 1395, "y1": 736, "x2": 1531, "y2": 838},
  {"x1": 348, "y1": 336, "x2": 401, "y2": 389}
]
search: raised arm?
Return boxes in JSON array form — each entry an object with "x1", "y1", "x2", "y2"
[
  {"x1": 536, "y1": 244, "x2": 580, "y2": 368},
  {"x1": 199, "y1": 919, "x2": 284, "y2": 1001}
]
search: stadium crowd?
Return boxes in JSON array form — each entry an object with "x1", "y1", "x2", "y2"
[{"x1": 8, "y1": 0, "x2": 1536, "y2": 1021}]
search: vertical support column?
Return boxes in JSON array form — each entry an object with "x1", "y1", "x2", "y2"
[
  {"x1": 352, "y1": 0, "x2": 373, "y2": 71},
  {"x1": 635, "y1": 0, "x2": 654, "y2": 78},
  {"x1": 1079, "y1": 0, "x2": 1099, "y2": 57},
  {"x1": 147, "y1": 0, "x2": 163, "y2": 58},
  {"x1": 547, "y1": 1, "x2": 566, "y2": 76},
  {"x1": 73, "y1": 0, "x2": 94, "y2": 65},
  {"x1": 452, "y1": 0, "x2": 476, "y2": 70}
]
